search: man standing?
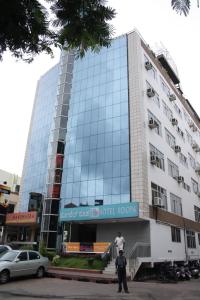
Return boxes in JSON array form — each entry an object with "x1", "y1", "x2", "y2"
[
  {"x1": 115, "y1": 250, "x2": 129, "y2": 293},
  {"x1": 114, "y1": 232, "x2": 125, "y2": 256}
]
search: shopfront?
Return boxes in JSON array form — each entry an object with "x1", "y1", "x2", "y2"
[
  {"x1": 4, "y1": 211, "x2": 40, "y2": 245},
  {"x1": 59, "y1": 202, "x2": 143, "y2": 255}
]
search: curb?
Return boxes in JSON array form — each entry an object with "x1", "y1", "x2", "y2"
[
  {"x1": 49, "y1": 267, "x2": 102, "y2": 274},
  {"x1": 47, "y1": 271, "x2": 118, "y2": 284}
]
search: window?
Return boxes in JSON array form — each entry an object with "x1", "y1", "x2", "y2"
[
  {"x1": 162, "y1": 101, "x2": 173, "y2": 121},
  {"x1": 194, "y1": 206, "x2": 200, "y2": 223},
  {"x1": 168, "y1": 159, "x2": 179, "y2": 179},
  {"x1": 182, "y1": 182, "x2": 191, "y2": 192},
  {"x1": 0, "y1": 246, "x2": 8, "y2": 254},
  {"x1": 151, "y1": 182, "x2": 167, "y2": 210},
  {"x1": 186, "y1": 130, "x2": 193, "y2": 146},
  {"x1": 188, "y1": 153, "x2": 196, "y2": 170},
  {"x1": 144, "y1": 55, "x2": 157, "y2": 80},
  {"x1": 198, "y1": 233, "x2": 200, "y2": 245},
  {"x1": 148, "y1": 111, "x2": 162, "y2": 136},
  {"x1": 186, "y1": 230, "x2": 196, "y2": 248},
  {"x1": 191, "y1": 178, "x2": 199, "y2": 194},
  {"x1": 149, "y1": 144, "x2": 165, "y2": 171},
  {"x1": 160, "y1": 76, "x2": 170, "y2": 96},
  {"x1": 146, "y1": 81, "x2": 160, "y2": 107},
  {"x1": 18, "y1": 252, "x2": 28, "y2": 261},
  {"x1": 176, "y1": 126, "x2": 184, "y2": 140},
  {"x1": 165, "y1": 128, "x2": 175, "y2": 149},
  {"x1": 171, "y1": 226, "x2": 181, "y2": 243},
  {"x1": 29, "y1": 251, "x2": 40, "y2": 260},
  {"x1": 173, "y1": 103, "x2": 182, "y2": 118},
  {"x1": 179, "y1": 153, "x2": 188, "y2": 168},
  {"x1": 170, "y1": 193, "x2": 182, "y2": 216},
  {"x1": 184, "y1": 111, "x2": 190, "y2": 124}
]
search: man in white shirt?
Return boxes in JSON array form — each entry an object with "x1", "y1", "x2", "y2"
[{"x1": 114, "y1": 232, "x2": 125, "y2": 256}]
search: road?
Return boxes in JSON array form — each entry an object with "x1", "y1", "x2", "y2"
[{"x1": 0, "y1": 277, "x2": 200, "y2": 300}]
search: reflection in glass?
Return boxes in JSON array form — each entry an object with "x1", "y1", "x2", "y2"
[{"x1": 61, "y1": 36, "x2": 131, "y2": 207}]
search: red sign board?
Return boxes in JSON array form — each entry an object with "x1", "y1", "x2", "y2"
[{"x1": 6, "y1": 212, "x2": 37, "y2": 225}]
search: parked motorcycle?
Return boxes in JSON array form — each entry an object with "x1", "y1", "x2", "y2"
[
  {"x1": 183, "y1": 263, "x2": 192, "y2": 280},
  {"x1": 174, "y1": 264, "x2": 186, "y2": 281},
  {"x1": 189, "y1": 261, "x2": 200, "y2": 279},
  {"x1": 157, "y1": 262, "x2": 178, "y2": 283}
]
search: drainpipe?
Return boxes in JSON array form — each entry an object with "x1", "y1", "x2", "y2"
[
  {"x1": 183, "y1": 219, "x2": 188, "y2": 262},
  {"x1": 69, "y1": 222, "x2": 72, "y2": 242}
]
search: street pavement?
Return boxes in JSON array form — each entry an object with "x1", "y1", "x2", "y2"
[{"x1": 0, "y1": 277, "x2": 200, "y2": 300}]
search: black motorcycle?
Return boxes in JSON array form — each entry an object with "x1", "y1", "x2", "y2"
[
  {"x1": 157, "y1": 262, "x2": 178, "y2": 283},
  {"x1": 183, "y1": 264, "x2": 192, "y2": 280},
  {"x1": 189, "y1": 261, "x2": 200, "y2": 279}
]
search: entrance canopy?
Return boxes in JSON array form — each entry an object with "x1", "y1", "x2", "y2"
[{"x1": 60, "y1": 202, "x2": 139, "y2": 223}]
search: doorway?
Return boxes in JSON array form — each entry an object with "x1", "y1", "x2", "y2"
[{"x1": 78, "y1": 224, "x2": 96, "y2": 243}]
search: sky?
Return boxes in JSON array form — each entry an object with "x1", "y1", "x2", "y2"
[{"x1": 0, "y1": 0, "x2": 200, "y2": 176}]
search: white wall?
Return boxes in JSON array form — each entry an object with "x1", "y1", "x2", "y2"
[
  {"x1": 0, "y1": 169, "x2": 20, "y2": 193},
  {"x1": 97, "y1": 221, "x2": 150, "y2": 255},
  {"x1": 150, "y1": 219, "x2": 200, "y2": 261},
  {"x1": 126, "y1": 31, "x2": 200, "y2": 262},
  {"x1": 140, "y1": 45, "x2": 200, "y2": 222},
  {"x1": 150, "y1": 220, "x2": 186, "y2": 261}
]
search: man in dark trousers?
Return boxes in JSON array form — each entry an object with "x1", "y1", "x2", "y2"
[{"x1": 115, "y1": 249, "x2": 129, "y2": 293}]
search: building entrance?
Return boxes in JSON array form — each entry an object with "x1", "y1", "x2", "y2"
[
  {"x1": 68, "y1": 223, "x2": 97, "y2": 243},
  {"x1": 78, "y1": 224, "x2": 96, "y2": 243}
]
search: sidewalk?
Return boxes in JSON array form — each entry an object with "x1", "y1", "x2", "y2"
[{"x1": 47, "y1": 267, "x2": 119, "y2": 283}]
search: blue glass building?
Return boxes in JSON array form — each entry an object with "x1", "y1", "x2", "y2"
[
  {"x1": 20, "y1": 65, "x2": 59, "y2": 212},
  {"x1": 19, "y1": 32, "x2": 146, "y2": 251},
  {"x1": 61, "y1": 35, "x2": 130, "y2": 208}
]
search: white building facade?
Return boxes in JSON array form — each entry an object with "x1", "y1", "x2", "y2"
[
  {"x1": 128, "y1": 31, "x2": 200, "y2": 262},
  {"x1": 19, "y1": 30, "x2": 200, "y2": 269}
]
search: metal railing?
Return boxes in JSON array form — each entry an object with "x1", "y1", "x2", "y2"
[
  {"x1": 128, "y1": 242, "x2": 151, "y2": 259},
  {"x1": 128, "y1": 242, "x2": 151, "y2": 276}
]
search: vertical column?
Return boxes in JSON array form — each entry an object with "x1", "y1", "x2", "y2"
[
  {"x1": 40, "y1": 51, "x2": 75, "y2": 249},
  {"x1": 127, "y1": 32, "x2": 149, "y2": 218}
]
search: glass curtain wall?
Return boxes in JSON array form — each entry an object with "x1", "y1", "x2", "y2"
[
  {"x1": 61, "y1": 35, "x2": 130, "y2": 208},
  {"x1": 41, "y1": 51, "x2": 75, "y2": 249},
  {"x1": 19, "y1": 65, "x2": 59, "y2": 212}
]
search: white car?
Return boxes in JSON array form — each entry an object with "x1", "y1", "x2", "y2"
[
  {"x1": 0, "y1": 250, "x2": 49, "y2": 283},
  {"x1": 0, "y1": 245, "x2": 12, "y2": 254}
]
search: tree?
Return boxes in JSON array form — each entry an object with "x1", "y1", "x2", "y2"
[
  {"x1": 0, "y1": 0, "x2": 115, "y2": 62},
  {"x1": 171, "y1": 0, "x2": 199, "y2": 16},
  {"x1": 51, "y1": 0, "x2": 115, "y2": 58},
  {"x1": 0, "y1": 0, "x2": 54, "y2": 62}
]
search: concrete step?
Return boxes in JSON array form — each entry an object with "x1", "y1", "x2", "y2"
[
  {"x1": 103, "y1": 258, "x2": 130, "y2": 276},
  {"x1": 47, "y1": 268, "x2": 118, "y2": 284}
]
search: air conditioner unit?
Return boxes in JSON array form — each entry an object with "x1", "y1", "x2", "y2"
[
  {"x1": 192, "y1": 141, "x2": 198, "y2": 150},
  {"x1": 193, "y1": 126, "x2": 197, "y2": 132},
  {"x1": 145, "y1": 61, "x2": 153, "y2": 70},
  {"x1": 148, "y1": 119, "x2": 158, "y2": 129},
  {"x1": 169, "y1": 94, "x2": 176, "y2": 101},
  {"x1": 153, "y1": 197, "x2": 163, "y2": 207},
  {"x1": 147, "y1": 88, "x2": 155, "y2": 98},
  {"x1": 195, "y1": 146, "x2": 200, "y2": 153},
  {"x1": 177, "y1": 176, "x2": 184, "y2": 183},
  {"x1": 189, "y1": 121, "x2": 194, "y2": 128},
  {"x1": 150, "y1": 155, "x2": 159, "y2": 165},
  {"x1": 174, "y1": 145, "x2": 181, "y2": 153},
  {"x1": 195, "y1": 166, "x2": 200, "y2": 174},
  {"x1": 171, "y1": 118, "x2": 178, "y2": 126}
]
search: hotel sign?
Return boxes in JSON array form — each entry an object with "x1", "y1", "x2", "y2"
[
  {"x1": 60, "y1": 202, "x2": 139, "y2": 222},
  {"x1": 6, "y1": 212, "x2": 37, "y2": 225}
]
